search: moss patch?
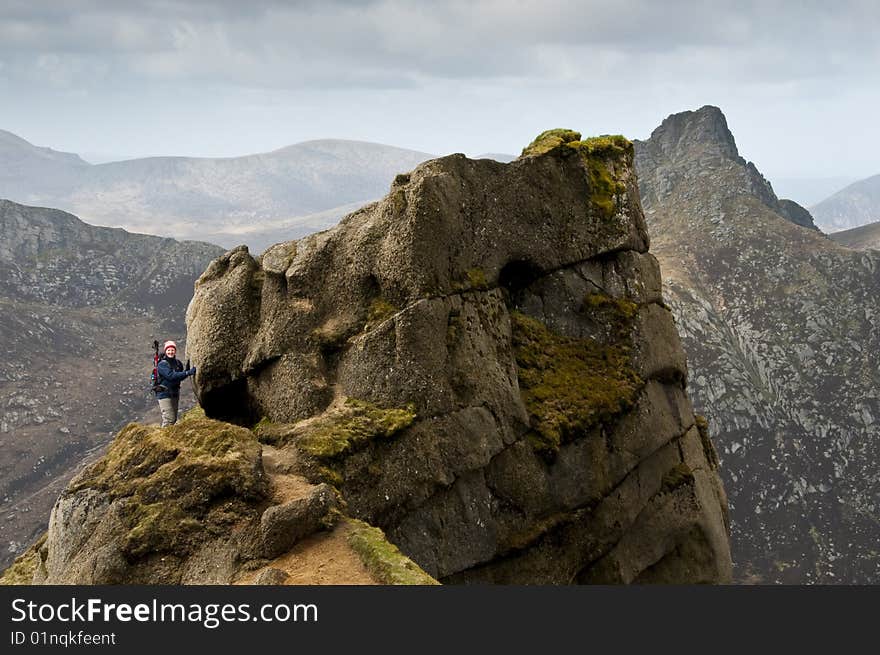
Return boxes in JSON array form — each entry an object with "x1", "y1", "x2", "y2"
[
  {"x1": 452, "y1": 267, "x2": 490, "y2": 293},
  {"x1": 179, "y1": 405, "x2": 206, "y2": 423},
  {"x1": 70, "y1": 418, "x2": 267, "y2": 558},
  {"x1": 466, "y1": 267, "x2": 489, "y2": 290},
  {"x1": 367, "y1": 297, "x2": 398, "y2": 327},
  {"x1": 571, "y1": 135, "x2": 633, "y2": 158},
  {"x1": 660, "y1": 462, "x2": 696, "y2": 494},
  {"x1": 567, "y1": 137, "x2": 632, "y2": 220},
  {"x1": 345, "y1": 518, "x2": 438, "y2": 585},
  {"x1": 511, "y1": 310, "x2": 642, "y2": 458},
  {"x1": 500, "y1": 512, "x2": 575, "y2": 554},
  {"x1": 297, "y1": 398, "x2": 416, "y2": 461},
  {"x1": 582, "y1": 291, "x2": 638, "y2": 319},
  {"x1": 251, "y1": 418, "x2": 299, "y2": 447},
  {"x1": 521, "y1": 129, "x2": 582, "y2": 157},
  {"x1": 0, "y1": 534, "x2": 45, "y2": 585},
  {"x1": 522, "y1": 130, "x2": 632, "y2": 219}
]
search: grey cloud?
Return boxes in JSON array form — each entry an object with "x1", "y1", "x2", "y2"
[{"x1": 0, "y1": 1, "x2": 877, "y2": 91}]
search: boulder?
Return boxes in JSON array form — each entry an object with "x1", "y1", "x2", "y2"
[{"x1": 186, "y1": 132, "x2": 733, "y2": 583}]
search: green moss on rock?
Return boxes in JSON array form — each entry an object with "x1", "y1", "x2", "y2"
[
  {"x1": 499, "y1": 512, "x2": 574, "y2": 554},
  {"x1": 511, "y1": 311, "x2": 642, "y2": 458},
  {"x1": 367, "y1": 297, "x2": 399, "y2": 326},
  {"x1": 345, "y1": 518, "x2": 439, "y2": 585},
  {"x1": 583, "y1": 291, "x2": 638, "y2": 319},
  {"x1": 567, "y1": 137, "x2": 632, "y2": 220},
  {"x1": 572, "y1": 135, "x2": 633, "y2": 158},
  {"x1": 522, "y1": 130, "x2": 632, "y2": 219},
  {"x1": 179, "y1": 405, "x2": 206, "y2": 423},
  {"x1": 252, "y1": 417, "x2": 297, "y2": 446},
  {"x1": 70, "y1": 418, "x2": 268, "y2": 558},
  {"x1": 0, "y1": 534, "x2": 46, "y2": 585},
  {"x1": 466, "y1": 267, "x2": 489, "y2": 290},
  {"x1": 521, "y1": 128, "x2": 582, "y2": 157},
  {"x1": 660, "y1": 462, "x2": 695, "y2": 494},
  {"x1": 297, "y1": 398, "x2": 416, "y2": 460}
]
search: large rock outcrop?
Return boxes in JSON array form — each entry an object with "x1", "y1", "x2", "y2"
[{"x1": 183, "y1": 131, "x2": 732, "y2": 583}]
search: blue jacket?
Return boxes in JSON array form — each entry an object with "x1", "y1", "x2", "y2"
[{"x1": 156, "y1": 356, "x2": 189, "y2": 399}]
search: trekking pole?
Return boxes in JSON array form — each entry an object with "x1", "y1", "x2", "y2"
[
  {"x1": 184, "y1": 346, "x2": 195, "y2": 398},
  {"x1": 151, "y1": 340, "x2": 160, "y2": 395}
]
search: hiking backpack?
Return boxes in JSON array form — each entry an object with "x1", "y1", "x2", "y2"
[{"x1": 150, "y1": 340, "x2": 166, "y2": 394}]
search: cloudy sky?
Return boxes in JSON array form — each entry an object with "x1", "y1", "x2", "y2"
[{"x1": 1, "y1": 0, "x2": 878, "y2": 182}]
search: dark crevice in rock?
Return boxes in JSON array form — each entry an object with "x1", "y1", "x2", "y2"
[
  {"x1": 244, "y1": 354, "x2": 281, "y2": 377},
  {"x1": 201, "y1": 378, "x2": 259, "y2": 427},
  {"x1": 499, "y1": 259, "x2": 543, "y2": 307}
]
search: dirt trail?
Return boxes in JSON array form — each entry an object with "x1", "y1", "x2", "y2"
[{"x1": 237, "y1": 445, "x2": 381, "y2": 585}]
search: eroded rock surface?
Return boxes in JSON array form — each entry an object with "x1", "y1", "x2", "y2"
[{"x1": 185, "y1": 133, "x2": 732, "y2": 583}]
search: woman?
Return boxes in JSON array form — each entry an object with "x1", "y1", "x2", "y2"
[{"x1": 155, "y1": 340, "x2": 196, "y2": 427}]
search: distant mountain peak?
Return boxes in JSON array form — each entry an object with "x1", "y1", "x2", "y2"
[
  {"x1": 811, "y1": 173, "x2": 880, "y2": 232},
  {"x1": 0, "y1": 128, "x2": 89, "y2": 167},
  {"x1": 635, "y1": 106, "x2": 818, "y2": 229},
  {"x1": 644, "y1": 105, "x2": 739, "y2": 162}
]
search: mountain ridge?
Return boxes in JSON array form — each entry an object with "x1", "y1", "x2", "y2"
[
  {"x1": 0, "y1": 129, "x2": 433, "y2": 249},
  {"x1": 829, "y1": 220, "x2": 880, "y2": 251},
  {"x1": 634, "y1": 106, "x2": 880, "y2": 583}
]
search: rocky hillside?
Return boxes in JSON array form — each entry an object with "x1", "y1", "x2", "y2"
[
  {"x1": 0, "y1": 200, "x2": 223, "y2": 570},
  {"x1": 830, "y1": 221, "x2": 880, "y2": 251},
  {"x1": 811, "y1": 174, "x2": 880, "y2": 232},
  {"x1": 634, "y1": 106, "x2": 880, "y2": 583},
  {"x1": 5, "y1": 130, "x2": 732, "y2": 585},
  {"x1": 0, "y1": 129, "x2": 431, "y2": 249}
]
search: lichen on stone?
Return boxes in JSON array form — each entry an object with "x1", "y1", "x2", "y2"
[
  {"x1": 660, "y1": 462, "x2": 695, "y2": 494},
  {"x1": 367, "y1": 297, "x2": 399, "y2": 327},
  {"x1": 70, "y1": 417, "x2": 267, "y2": 558},
  {"x1": 521, "y1": 129, "x2": 583, "y2": 157},
  {"x1": 522, "y1": 130, "x2": 632, "y2": 219},
  {"x1": 582, "y1": 291, "x2": 638, "y2": 320},
  {"x1": 312, "y1": 315, "x2": 356, "y2": 349},
  {"x1": 296, "y1": 398, "x2": 416, "y2": 460},
  {"x1": 345, "y1": 518, "x2": 439, "y2": 585},
  {"x1": 568, "y1": 137, "x2": 632, "y2": 220},
  {"x1": 511, "y1": 310, "x2": 643, "y2": 457},
  {"x1": 0, "y1": 534, "x2": 45, "y2": 585}
]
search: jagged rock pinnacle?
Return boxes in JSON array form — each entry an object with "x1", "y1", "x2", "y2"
[{"x1": 645, "y1": 105, "x2": 739, "y2": 162}]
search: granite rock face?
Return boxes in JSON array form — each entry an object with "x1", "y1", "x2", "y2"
[
  {"x1": 186, "y1": 134, "x2": 732, "y2": 583},
  {"x1": 635, "y1": 106, "x2": 880, "y2": 583}
]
